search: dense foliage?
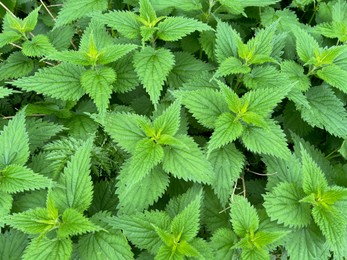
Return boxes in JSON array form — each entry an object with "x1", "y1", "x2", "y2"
[{"x1": 1, "y1": 0, "x2": 347, "y2": 259}]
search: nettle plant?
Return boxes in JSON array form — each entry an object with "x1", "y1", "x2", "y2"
[{"x1": 1, "y1": 0, "x2": 347, "y2": 259}]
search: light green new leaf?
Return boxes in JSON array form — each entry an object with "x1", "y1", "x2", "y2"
[
  {"x1": 0, "y1": 230, "x2": 28, "y2": 260},
  {"x1": 294, "y1": 28, "x2": 320, "y2": 63},
  {"x1": 0, "y1": 109, "x2": 29, "y2": 168},
  {"x1": 230, "y1": 195, "x2": 259, "y2": 237},
  {"x1": 0, "y1": 52, "x2": 35, "y2": 81},
  {"x1": 22, "y1": 35, "x2": 55, "y2": 57},
  {"x1": 102, "y1": 112, "x2": 148, "y2": 154},
  {"x1": 23, "y1": 236, "x2": 72, "y2": 260},
  {"x1": 285, "y1": 223, "x2": 330, "y2": 260},
  {"x1": 214, "y1": 57, "x2": 250, "y2": 78},
  {"x1": 0, "y1": 31, "x2": 22, "y2": 48},
  {"x1": 21, "y1": 6, "x2": 40, "y2": 32},
  {"x1": 317, "y1": 64, "x2": 347, "y2": 94},
  {"x1": 12, "y1": 63, "x2": 85, "y2": 101},
  {"x1": 321, "y1": 186, "x2": 347, "y2": 206},
  {"x1": 110, "y1": 211, "x2": 171, "y2": 254},
  {"x1": 153, "y1": 100, "x2": 181, "y2": 136},
  {"x1": 180, "y1": 89, "x2": 228, "y2": 129},
  {"x1": 210, "y1": 228, "x2": 238, "y2": 259},
  {"x1": 81, "y1": 67, "x2": 116, "y2": 114},
  {"x1": 52, "y1": 139, "x2": 93, "y2": 213},
  {"x1": 171, "y1": 191, "x2": 202, "y2": 241},
  {"x1": 215, "y1": 20, "x2": 242, "y2": 63},
  {"x1": 97, "y1": 11, "x2": 141, "y2": 39},
  {"x1": 241, "y1": 120, "x2": 290, "y2": 159},
  {"x1": 4, "y1": 208, "x2": 52, "y2": 235},
  {"x1": 163, "y1": 135, "x2": 213, "y2": 184},
  {"x1": 263, "y1": 182, "x2": 311, "y2": 228},
  {"x1": 208, "y1": 113, "x2": 243, "y2": 155},
  {"x1": 77, "y1": 229, "x2": 134, "y2": 260},
  {"x1": 209, "y1": 144, "x2": 245, "y2": 206},
  {"x1": 312, "y1": 204, "x2": 347, "y2": 256},
  {"x1": 117, "y1": 166, "x2": 169, "y2": 214},
  {"x1": 301, "y1": 147, "x2": 328, "y2": 196},
  {"x1": 0, "y1": 165, "x2": 51, "y2": 194},
  {"x1": 157, "y1": 17, "x2": 212, "y2": 41},
  {"x1": 133, "y1": 47, "x2": 175, "y2": 107},
  {"x1": 125, "y1": 138, "x2": 164, "y2": 184},
  {"x1": 300, "y1": 85, "x2": 347, "y2": 138},
  {"x1": 57, "y1": 208, "x2": 101, "y2": 238},
  {"x1": 55, "y1": 0, "x2": 108, "y2": 27}
]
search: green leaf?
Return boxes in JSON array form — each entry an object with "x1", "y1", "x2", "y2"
[
  {"x1": 150, "y1": 0, "x2": 202, "y2": 12},
  {"x1": 23, "y1": 237, "x2": 72, "y2": 260},
  {"x1": 281, "y1": 60, "x2": 311, "y2": 91},
  {"x1": 0, "y1": 191, "x2": 12, "y2": 224},
  {"x1": 133, "y1": 47, "x2": 175, "y2": 107},
  {"x1": 12, "y1": 63, "x2": 85, "y2": 101},
  {"x1": 0, "y1": 165, "x2": 51, "y2": 193},
  {"x1": 4, "y1": 208, "x2": 52, "y2": 235},
  {"x1": 55, "y1": 0, "x2": 108, "y2": 27},
  {"x1": 157, "y1": 17, "x2": 212, "y2": 41},
  {"x1": 139, "y1": 0, "x2": 157, "y2": 23},
  {"x1": 230, "y1": 195, "x2": 259, "y2": 237},
  {"x1": 0, "y1": 51, "x2": 35, "y2": 81},
  {"x1": 301, "y1": 147, "x2": 328, "y2": 196},
  {"x1": 52, "y1": 139, "x2": 93, "y2": 213},
  {"x1": 77, "y1": 229, "x2": 134, "y2": 260},
  {"x1": 0, "y1": 230, "x2": 28, "y2": 260},
  {"x1": 0, "y1": 31, "x2": 22, "y2": 48},
  {"x1": 312, "y1": 204, "x2": 347, "y2": 256},
  {"x1": 171, "y1": 191, "x2": 202, "y2": 241},
  {"x1": 117, "y1": 166, "x2": 169, "y2": 214},
  {"x1": 285, "y1": 223, "x2": 330, "y2": 260},
  {"x1": 102, "y1": 112, "x2": 148, "y2": 154},
  {"x1": 245, "y1": 86, "x2": 292, "y2": 117},
  {"x1": 124, "y1": 138, "x2": 164, "y2": 183},
  {"x1": 97, "y1": 11, "x2": 141, "y2": 39},
  {"x1": 48, "y1": 26, "x2": 75, "y2": 51},
  {"x1": 243, "y1": 66, "x2": 289, "y2": 90},
  {"x1": 180, "y1": 89, "x2": 228, "y2": 129},
  {"x1": 219, "y1": 0, "x2": 280, "y2": 15},
  {"x1": 99, "y1": 44, "x2": 138, "y2": 64},
  {"x1": 109, "y1": 211, "x2": 171, "y2": 254},
  {"x1": 316, "y1": 64, "x2": 347, "y2": 94},
  {"x1": 0, "y1": 109, "x2": 29, "y2": 168},
  {"x1": 241, "y1": 120, "x2": 290, "y2": 159},
  {"x1": 210, "y1": 228, "x2": 238, "y2": 259},
  {"x1": 21, "y1": 6, "x2": 40, "y2": 32},
  {"x1": 22, "y1": 35, "x2": 55, "y2": 57},
  {"x1": 58, "y1": 208, "x2": 101, "y2": 237},
  {"x1": 208, "y1": 113, "x2": 243, "y2": 154},
  {"x1": 294, "y1": 28, "x2": 320, "y2": 63},
  {"x1": 81, "y1": 67, "x2": 116, "y2": 114},
  {"x1": 209, "y1": 144, "x2": 245, "y2": 206},
  {"x1": 300, "y1": 85, "x2": 347, "y2": 138},
  {"x1": 215, "y1": 20, "x2": 242, "y2": 63},
  {"x1": 163, "y1": 135, "x2": 213, "y2": 184},
  {"x1": 26, "y1": 118, "x2": 65, "y2": 152},
  {"x1": 153, "y1": 100, "x2": 181, "y2": 136},
  {"x1": 111, "y1": 56, "x2": 139, "y2": 92},
  {"x1": 263, "y1": 182, "x2": 312, "y2": 228},
  {"x1": 167, "y1": 52, "x2": 212, "y2": 89},
  {"x1": 214, "y1": 57, "x2": 250, "y2": 78}
]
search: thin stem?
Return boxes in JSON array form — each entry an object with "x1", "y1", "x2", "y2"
[
  {"x1": 241, "y1": 175, "x2": 246, "y2": 198},
  {"x1": 40, "y1": 0, "x2": 56, "y2": 21},
  {"x1": 10, "y1": 43, "x2": 22, "y2": 49},
  {"x1": 0, "y1": 2, "x2": 16, "y2": 18},
  {"x1": 246, "y1": 168, "x2": 276, "y2": 176}
]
